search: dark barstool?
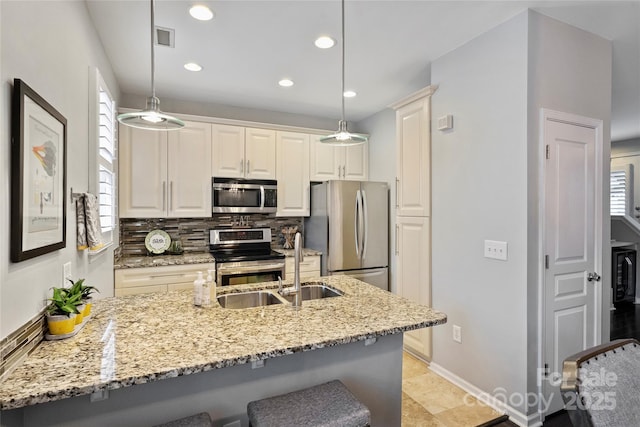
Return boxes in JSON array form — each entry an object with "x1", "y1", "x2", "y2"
[{"x1": 247, "y1": 380, "x2": 370, "y2": 427}]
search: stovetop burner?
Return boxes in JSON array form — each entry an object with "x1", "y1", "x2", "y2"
[{"x1": 209, "y1": 227, "x2": 285, "y2": 263}]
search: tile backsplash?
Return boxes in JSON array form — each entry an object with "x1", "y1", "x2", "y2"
[{"x1": 119, "y1": 215, "x2": 304, "y2": 257}]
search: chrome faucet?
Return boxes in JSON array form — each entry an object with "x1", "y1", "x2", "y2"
[{"x1": 278, "y1": 232, "x2": 303, "y2": 308}]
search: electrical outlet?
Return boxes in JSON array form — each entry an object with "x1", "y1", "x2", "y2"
[
  {"x1": 484, "y1": 240, "x2": 508, "y2": 261},
  {"x1": 453, "y1": 325, "x2": 462, "y2": 343},
  {"x1": 63, "y1": 262, "x2": 72, "y2": 286}
]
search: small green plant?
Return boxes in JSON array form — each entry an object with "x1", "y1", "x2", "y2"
[
  {"x1": 47, "y1": 287, "x2": 82, "y2": 317},
  {"x1": 67, "y1": 278, "x2": 99, "y2": 300}
]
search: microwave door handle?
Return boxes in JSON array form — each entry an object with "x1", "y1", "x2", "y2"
[
  {"x1": 260, "y1": 186, "x2": 265, "y2": 209},
  {"x1": 361, "y1": 189, "x2": 368, "y2": 260}
]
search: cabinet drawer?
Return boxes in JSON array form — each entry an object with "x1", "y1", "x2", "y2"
[
  {"x1": 115, "y1": 264, "x2": 215, "y2": 289},
  {"x1": 285, "y1": 255, "x2": 320, "y2": 274},
  {"x1": 115, "y1": 285, "x2": 167, "y2": 296}
]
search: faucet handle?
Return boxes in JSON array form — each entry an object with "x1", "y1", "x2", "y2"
[{"x1": 278, "y1": 276, "x2": 283, "y2": 292}]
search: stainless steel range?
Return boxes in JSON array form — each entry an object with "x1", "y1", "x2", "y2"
[{"x1": 209, "y1": 227, "x2": 285, "y2": 286}]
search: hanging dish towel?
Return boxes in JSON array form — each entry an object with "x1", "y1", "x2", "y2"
[{"x1": 76, "y1": 193, "x2": 104, "y2": 251}]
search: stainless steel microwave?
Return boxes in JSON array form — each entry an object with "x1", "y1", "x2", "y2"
[{"x1": 212, "y1": 178, "x2": 277, "y2": 214}]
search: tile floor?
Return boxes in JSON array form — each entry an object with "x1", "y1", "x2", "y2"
[{"x1": 402, "y1": 352, "x2": 502, "y2": 427}]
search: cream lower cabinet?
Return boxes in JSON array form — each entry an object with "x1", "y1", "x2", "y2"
[
  {"x1": 309, "y1": 135, "x2": 368, "y2": 181},
  {"x1": 284, "y1": 255, "x2": 321, "y2": 281},
  {"x1": 212, "y1": 124, "x2": 276, "y2": 179},
  {"x1": 276, "y1": 131, "x2": 310, "y2": 216},
  {"x1": 395, "y1": 216, "x2": 431, "y2": 360},
  {"x1": 119, "y1": 121, "x2": 212, "y2": 218},
  {"x1": 115, "y1": 264, "x2": 216, "y2": 296}
]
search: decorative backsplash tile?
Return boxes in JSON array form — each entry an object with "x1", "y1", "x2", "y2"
[
  {"x1": 118, "y1": 215, "x2": 304, "y2": 257},
  {"x1": 0, "y1": 308, "x2": 46, "y2": 382}
]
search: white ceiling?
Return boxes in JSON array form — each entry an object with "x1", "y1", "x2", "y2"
[{"x1": 85, "y1": 0, "x2": 640, "y2": 141}]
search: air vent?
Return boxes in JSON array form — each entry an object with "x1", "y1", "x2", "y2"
[{"x1": 155, "y1": 26, "x2": 175, "y2": 48}]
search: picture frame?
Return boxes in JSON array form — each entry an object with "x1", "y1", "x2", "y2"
[{"x1": 11, "y1": 79, "x2": 67, "y2": 262}]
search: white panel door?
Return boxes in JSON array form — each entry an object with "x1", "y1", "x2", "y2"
[
  {"x1": 396, "y1": 97, "x2": 430, "y2": 217},
  {"x1": 118, "y1": 125, "x2": 167, "y2": 218},
  {"x1": 343, "y1": 143, "x2": 368, "y2": 181},
  {"x1": 310, "y1": 134, "x2": 341, "y2": 181},
  {"x1": 396, "y1": 216, "x2": 431, "y2": 360},
  {"x1": 212, "y1": 124, "x2": 245, "y2": 178},
  {"x1": 245, "y1": 128, "x2": 276, "y2": 179},
  {"x1": 276, "y1": 132, "x2": 310, "y2": 216},
  {"x1": 167, "y1": 121, "x2": 212, "y2": 217},
  {"x1": 543, "y1": 115, "x2": 601, "y2": 414}
]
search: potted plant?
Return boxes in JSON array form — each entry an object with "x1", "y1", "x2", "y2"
[
  {"x1": 67, "y1": 278, "x2": 99, "y2": 319},
  {"x1": 46, "y1": 287, "x2": 82, "y2": 335}
]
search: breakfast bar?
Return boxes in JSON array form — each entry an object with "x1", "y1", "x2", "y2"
[{"x1": 0, "y1": 276, "x2": 446, "y2": 426}]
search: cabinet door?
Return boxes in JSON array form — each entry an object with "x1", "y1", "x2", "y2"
[
  {"x1": 343, "y1": 143, "x2": 368, "y2": 181},
  {"x1": 245, "y1": 128, "x2": 276, "y2": 179},
  {"x1": 167, "y1": 121, "x2": 212, "y2": 217},
  {"x1": 396, "y1": 97, "x2": 430, "y2": 216},
  {"x1": 119, "y1": 125, "x2": 168, "y2": 218},
  {"x1": 395, "y1": 216, "x2": 431, "y2": 360},
  {"x1": 276, "y1": 132, "x2": 310, "y2": 216},
  {"x1": 310, "y1": 134, "x2": 341, "y2": 181},
  {"x1": 212, "y1": 124, "x2": 245, "y2": 178}
]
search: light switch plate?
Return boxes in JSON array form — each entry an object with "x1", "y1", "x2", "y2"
[
  {"x1": 63, "y1": 262, "x2": 72, "y2": 286},
  {"x1": 484, "y1": 240, "x2": 508, "y2": 261}
]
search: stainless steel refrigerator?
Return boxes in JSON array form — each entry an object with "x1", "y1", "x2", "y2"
[{"x1": 305, "y1": 180, "x2": 389, "y2": 291}]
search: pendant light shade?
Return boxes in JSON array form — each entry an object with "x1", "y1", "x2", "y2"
[
  {"x1": 320, "y1": 0, "x2": 367, "y2": 146},
  {"x1": 117, "y1": 0, "x2": 184, "y2": 131}
]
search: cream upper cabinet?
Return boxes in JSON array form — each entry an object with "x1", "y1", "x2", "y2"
[
  {"x1": 245, "y1": 128, "x2": 276, "y2": 179},
  {"x1": 212, "y1": 124, "x2": 276, "y2": 179},
  {"x1": 167, "y1": 122, "x2": 212, "y2": 217},
  {"x1": 392, "y1": 89, "x2": 433, "y2": 217},
  {"x1": 119, "y1": 125, "x2": 168, "y2": 218},
  {"x1": 119, "y1": 121, "x2": 212, "y2": 218},
  {"x1": 396, "y1": 215, "x2": 431, "y2": 360},
  {"x1": 276, "y1": 131, "x2": 310, "y2": 216},
  {"x1": 309, "y1": 134, "x2": 368, "y2": 181}
]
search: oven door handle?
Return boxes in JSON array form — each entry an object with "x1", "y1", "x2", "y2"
[{"x1": 216, "y1": 263, "x2": 285, "y2": 275}]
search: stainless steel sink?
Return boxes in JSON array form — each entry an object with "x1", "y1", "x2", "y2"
[
  {"x1": 282, "y1": 282, "x2": 343, "y2": 302},
  {"x1": 217, "y1": 291, "x2": 284, "y2": 309}
]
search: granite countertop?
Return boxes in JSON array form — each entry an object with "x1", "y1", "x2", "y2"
[
  {"x1": 114, "y1": 252, "x2": 215, "y2": 269},
  {"x1": 0, "y1": 276, "x2": 446, "y2": 410},
  {"x1": 274, "y1": 248, "x2": 322, "y2": 257}
]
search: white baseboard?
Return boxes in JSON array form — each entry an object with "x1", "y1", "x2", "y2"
[{"x1": 428, "y1": 362, "x2": 542, "y2": 427}]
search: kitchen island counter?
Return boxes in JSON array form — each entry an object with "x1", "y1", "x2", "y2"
[{"x1": 0, "y1": 276, "x2": 446, "y2": 426}]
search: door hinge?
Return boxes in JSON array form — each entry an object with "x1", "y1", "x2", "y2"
[
  {"x1": 544, "y1": 363, "x2": 549, "y2": 378},
  {"x1": 545, "y1": 145, "x2": 550, "y2": 159},
  {"x1": 545, "y1": 255, "x2": 549, "y2": 269}
]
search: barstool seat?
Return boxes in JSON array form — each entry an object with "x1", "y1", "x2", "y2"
[{"x1": 247, "y1": 380, "x2": 370, "y2": 427}]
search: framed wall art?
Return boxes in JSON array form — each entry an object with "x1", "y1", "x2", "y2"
[{"x1": 11, "y1": 79, "x2": 67, "y2": 262}]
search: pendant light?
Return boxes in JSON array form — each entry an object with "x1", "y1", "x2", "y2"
[
  {"x1": 320, "y1": 0, "x2": 367, "y2": 146},
  {"x1": 117, "y1": 0, "x2": 184, "y2": 131}
]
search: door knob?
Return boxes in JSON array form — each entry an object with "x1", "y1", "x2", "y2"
[{"x1": 587, "y1": 272, "x2": 601, "y2": 282}]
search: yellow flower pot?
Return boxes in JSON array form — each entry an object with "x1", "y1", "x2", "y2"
[
  {"x1": 75, "y1": 304, "x2": 85, "y2": 325},
  {"x1": 47, "y1": 314, "x2": 77, "y2": 335},
  {"x1": 83, "y1": 299, "x2": 93, "y2": 317}
]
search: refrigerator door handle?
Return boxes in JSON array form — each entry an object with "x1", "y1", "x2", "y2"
[
  {"x1": 361, "y1": 189, "x2": 368, "y2": 260},
  {"x1": 355, "y1": 190, "x2": 361, "y2": 259}
]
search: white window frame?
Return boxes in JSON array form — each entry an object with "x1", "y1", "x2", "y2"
[
  {"x1": 89, "y1": 69, "x2": 117, "y2": 254},
  {"x1": 610, "y1": 165, "x2": 631, "y2": 217}
]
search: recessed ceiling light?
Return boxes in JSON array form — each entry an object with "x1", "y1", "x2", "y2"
[
  {"x1": 343, "y1": 90, "x2": 357, "y2": 98},
  {"x1": 184, "y1": 62, "x2": 203, "y2": 72},
  {"x1": 279, "y1": 79, "x2": 294, "y2": 87},
  {"x1": 189, "y1": 5, "x2": 214, "y2": 21},
  {"x1": 314, "y1": 36, "x2": 336, "y2": 49}
]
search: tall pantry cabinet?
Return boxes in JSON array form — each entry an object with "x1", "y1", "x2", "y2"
[{"x1": 390, "y1": 86, "x2": 437, "y2": 361}]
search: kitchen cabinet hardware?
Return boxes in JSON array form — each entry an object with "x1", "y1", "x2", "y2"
[{"x1": 162, "y1": 181, "x2": 166, "y2": 211}]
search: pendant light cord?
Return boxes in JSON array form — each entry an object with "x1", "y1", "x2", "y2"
[
  {"x1": 340, "y1": 0, "x2": 345, "y2": 124},
  {"x1": 150, "y1": 0, "x2": 156, "y2": 99}
]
